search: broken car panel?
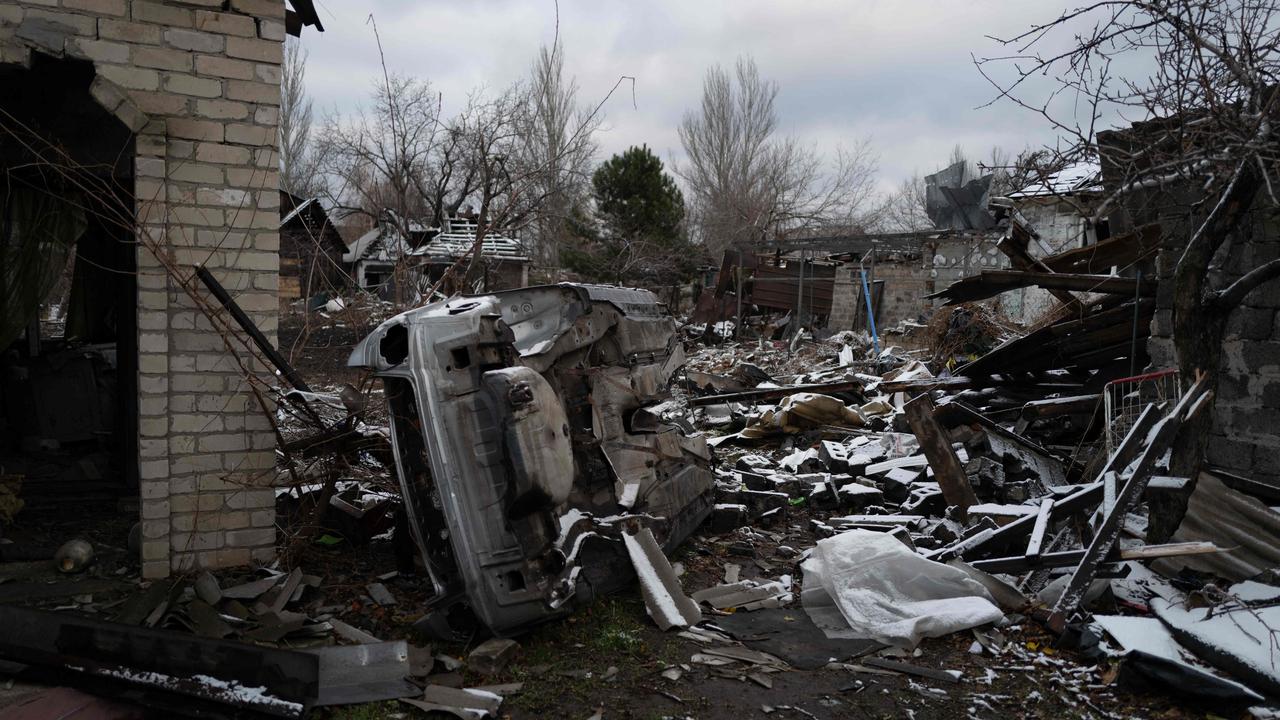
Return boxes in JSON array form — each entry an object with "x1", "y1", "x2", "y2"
[{"x1": 349, "y1": 284, "x2": 715, "y2": 638}]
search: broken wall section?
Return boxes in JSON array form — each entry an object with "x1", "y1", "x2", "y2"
[
  {"x1": 1136, "y1": 201, "x2": 1280, "y2": 487},
  {"x1": 0, "y1": 0, "x2": 287, "y2": 577},
  {"x1": 824, "y1": 232, "x2": 1007, "y2": 333}
]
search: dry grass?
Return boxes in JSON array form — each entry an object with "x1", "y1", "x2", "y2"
[{"x1": 924, "y1": 302, "x2": 1019, "y2": 363}]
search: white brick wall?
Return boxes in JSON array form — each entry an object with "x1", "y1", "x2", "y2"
[{"x1": 1, "y1": 0, "x2": 284, "y2": 578}]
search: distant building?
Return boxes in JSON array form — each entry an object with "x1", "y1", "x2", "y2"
[
  {"x1": 343, "y1": 213, "x2": 529, "y2": 297},
  {"x1": 278, "y1": 191, "x2": 348, "y2": 304},
  {"x1": 1003, "y1": 162, "x2": 1106, "y2": 322}
]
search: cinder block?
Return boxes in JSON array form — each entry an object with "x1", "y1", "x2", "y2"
[
  {"x1": 258, "y1": 19, "x2": 285, "y2": 41},
  {"x1": 196, "y1": 141, "x2": 251, "y2": 164},
  {"x1": 172, "y1": 373, "x2": 224, "y2": 392},
  {"x1": 226, "y1": 35, "x2": 280, "y2": 63},
  {"x1": 195, "y1": 98, "x2": 249, "y2": 120},
  {"x1": 224, "y1": 527, "x2": 275, "y2": 548},
  {"x1": 254, "y1": 62, "x2": 280, "y2": 84},
  {"x1": 224, "y1": 122, "x2": 272, "y2": 146},
  {"x1": 165, "y1": 27, "x2": 222, "y2": 53},
  {"x1": 132, "y1": 90, "x2": 190, "y2": 116},
  {"x1": 23, "y1": 9, "x2": 96, "y2": 37},
  {"x1": 96, "y1": 63, "x2": 160, "y2": 91},
  {"x1": 142, "y1": 540, "x2": 169, "y2": 562},
  {"x1": 167, "y1": 117, "x2": 225, "y2": 142},
  {"x1": 230, "y1": 0, "x2": 285, "y2": 20},
  {"x1": 199, "y1": 433, "x2": 250, "y2": 452},
  {"x1": 65, "y1": 0, "x2": 127, "y2": 15},
  {"x1": 67, "y1": 37, "x2": 129, "y2": 63},
  {"x1": 169, "y1": 162, "x2": 224, "y2": 184},
  {"x1": 135, "y1": 45, "x2": 192, "y2": 71},
  {"x1": 171, "y1": 413, "x2": 223, "y2": 433}
]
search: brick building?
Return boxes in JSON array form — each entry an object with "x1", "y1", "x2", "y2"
[{"x1": 0, "y1": 0, "x2": 320, "y2": 578}]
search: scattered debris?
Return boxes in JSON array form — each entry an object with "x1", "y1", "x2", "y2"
[
  {"x1": 467, "y1": 638, "x2": 520, "y2": 677},
  {"x1": 624, "y1": 528, "x2": 702, "y2": 631}
]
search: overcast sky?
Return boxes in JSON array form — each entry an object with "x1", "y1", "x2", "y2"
[{"x1": 298, "y1": 0, "x2": 1079, "y2": 193}]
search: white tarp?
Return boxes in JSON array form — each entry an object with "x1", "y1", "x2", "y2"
[{"x1": 801, "y1": 529, "x2": 1004, "y2": 648}]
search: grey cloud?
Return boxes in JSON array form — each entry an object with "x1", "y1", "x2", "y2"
[{"x1": 302, "y1": 0, "x2": 1076, "y2": 190}]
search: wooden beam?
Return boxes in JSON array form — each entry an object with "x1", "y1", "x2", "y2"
[
  {"x1": 924, "y1": 481, "x2": 1103, "y2": 561},
  {"x1": 1024, "y1": 498, "x2": 1054, "y2": 560},
  {"x1": 687, "y1": 379, "x2": 864, "y2": 406},
  {"x1": 904, "y1": 393, "x2": 978, "y2": 514},
  {"x1": 928, "y1": 271, "x2": 1156, "y2": 305},
  {"x1": 997, "y1": 225, "x2": 1080, "y2": 308},
  {"x1": 1048, "y1": 380, "x2": 1208, "y2": 633},
  {"x1": 971, "y1": 541, "x2": 1221, "y2": 574}
]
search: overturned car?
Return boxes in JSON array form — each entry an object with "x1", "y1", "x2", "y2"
[{"x1": 349, "y1": 284, "x2": 714, "y2": 638}]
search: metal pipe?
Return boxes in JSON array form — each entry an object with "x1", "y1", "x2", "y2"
[
  {"x1": 1130, "y1": 269, "x2": 1142, "y2": 376},
  {"x1": 194, "y1": 265, "x2": 312, "y2": 393},
  {"x1": 859, "y1": 263, "x2": 880, "y2": 355}
]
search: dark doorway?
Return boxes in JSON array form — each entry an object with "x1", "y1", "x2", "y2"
[{"x1": 0, "y1": 52, "x2": 139, "y2": 548}]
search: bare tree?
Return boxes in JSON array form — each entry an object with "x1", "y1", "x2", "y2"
[
  {"x1": 279, "y1": 38, "x2": 321, "y2": 198},
  {"x1": 976, "y1": 0, "x2": 1280, "y2": 476},
  {"x1": 319, "y1": 74, "x2": 444, "y2": 227},
  {"x1": 678, "y1": 56, "x2": 878, "y2": 255},
  {"x1": 316, "y1": 23, "x2": 619, "y2": 301},
  {"x1": 521, "y1": 41, "x2": 598, "y2": 267}
]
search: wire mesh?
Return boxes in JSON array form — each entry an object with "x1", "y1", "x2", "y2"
[{"x1": 1103, "y1": 369, "x2": 1181, "y2": 455}]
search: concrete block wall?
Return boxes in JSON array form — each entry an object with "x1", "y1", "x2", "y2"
[
  {"x1": 826, "y1": 267, "x2": 858, "y2": 331},
  {"x1": 1, "y1": 0, "x2": 284, "y2": 577},
  {"x1": 1146, "y1": 209, "x2": 1280, "y2": 488},
  {"x1": 824, "y1": 235, "x2": 1010, "y2": 333}
]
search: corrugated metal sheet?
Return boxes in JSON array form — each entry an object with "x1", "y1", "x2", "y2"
[{"x1": 748, "y1": 262, "x2": 835, "y2": 314}]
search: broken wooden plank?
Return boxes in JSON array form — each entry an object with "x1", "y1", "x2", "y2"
[
  {"x1": 927, "y1": 270, "x2": 1156, "y2": 305},
  {"x1": 1089, "y1": 404, "x2": 1163, "y2": 534},
  {"x1": 996, "y1": 222, "x2": 1080, "y2": 308},
  {"x1": 1048, "y1": 380, "x2": 1209, "y2": 633},
  {"x1": 929, "y1": 481, "x2": 1104, "y2": 561},
  {"x1": 862, "y1": 656, "x2": 962, "y2": 684},
  {"x1": 960, "y1": 299, "x2": 1154, "y2": 377},
  {"x1": 971, "y1": 541, "x2": 1221, "y2": 574},
  {"x1": 876, "y1": 376, "x2": 973, "y2": 394},
  {"x1": 1040, "y1": 223, "x2": 1161, "y2": 275},
  {"x1": 904, "y1": 393, "x2": 978, "y2": 513},
  {"x1": 1024, "y1": 498, "x2": 1054, "y2": 560},
  {"x1": 687, "y1": 379, "x2": 864, "y2": 406},
  {"x1": 1018, "y1": 394, "x2": 1101, "y2": 424}
]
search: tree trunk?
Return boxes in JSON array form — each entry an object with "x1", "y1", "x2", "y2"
[{"x1": 1149, "y1": 167, "x2": 1261, "y2": 541}]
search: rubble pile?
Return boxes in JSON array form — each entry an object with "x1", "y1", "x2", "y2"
[
  {"x1": 641, "y1": 225, "x2": 1280, "y2": 712},
  {"x1": 923, "y1": 302, "x2": 1016, "y2": 366}
]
